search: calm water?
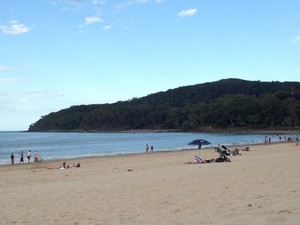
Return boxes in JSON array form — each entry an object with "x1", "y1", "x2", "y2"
[{"x1": 0, "y1": 131, "x2": 293, "y2": 165}]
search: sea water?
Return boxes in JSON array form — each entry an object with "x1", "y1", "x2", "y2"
[{"x1": 0, "y1": 131, "x2": 294, "y2": 165}]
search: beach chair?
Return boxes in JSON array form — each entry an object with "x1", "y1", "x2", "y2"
[
  {"x1": 184, "y1": 155, "x2": 215, "y2": 164},
  {"x1": 215, "y1": 147, "x2": 231, "y2": 162},
  {"x1": 194, "y1": 155, "x2": 202, "y2": 163},
  {"x1": 221, "y1": 145, "x2": 232, "y2": 156}
]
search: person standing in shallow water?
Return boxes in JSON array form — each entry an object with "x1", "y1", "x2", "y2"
[
  {"x1": 10, "y1": 153, "x2": 14, "y2": 165},
  {"x1": 27, "y1": 150, "x2": 31, "y2": 163},
  {"x1": 19, "y1": 151, "x2": 24, "y2": 163},
  {"x1": 34, "y1": 151, "x2": 39, "y2": 162},
  {"x1": 146, "y1": 144, "x2": 149, "y2": 154}
]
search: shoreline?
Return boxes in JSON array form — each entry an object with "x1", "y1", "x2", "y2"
[
  {"x1": 0, "y1": 131, "x2": 298, "y2": 166},
  {"x1": 1, "y1": 140, "x2": 297, "y2": 168},
  {"x1": 0, "y1": 131, "x2": 298, "y2": 168}
]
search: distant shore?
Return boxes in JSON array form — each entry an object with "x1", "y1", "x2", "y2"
[{"x1": 25, "y1": 127, "x2": 300, "y2": 133}]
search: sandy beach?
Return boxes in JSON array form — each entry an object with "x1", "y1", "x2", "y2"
[{"x1": 1, "y1": 142, "x2": 300, "y2": 225}]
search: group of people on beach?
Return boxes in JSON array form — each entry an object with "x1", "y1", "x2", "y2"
[
  {"x1": 145, "y1": 144, "x2": 154, "y2": 154},
  {"x1": 60, "y1": 161, "x2": 81, "y2": 169},
  {"x1": 10, "y1": 150, "x2": 39, "y2": 165},
  {"x1": 46, "y1": 161, "x2": 81, "y2": 170},
  {"x1": 264, "y1": 135, "x2": 299, "y2": 145}
]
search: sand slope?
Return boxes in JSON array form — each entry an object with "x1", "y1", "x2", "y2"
[{"x1": 1, "y1": 143, "x2": 300, "y2": 225}]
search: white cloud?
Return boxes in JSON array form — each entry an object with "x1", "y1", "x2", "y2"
[
  {"x1": 112, "y1": 0, "x2": 165, "y2": 10},
  {"x1": 103, "y1": 25, "x2": 112, "y2": 30},
  {"x1": 128, "y1": 0, "x2": 148, "y2": 6},
  {"x1": 19, "y1": 91, "x2": 66, "y2": 102},
  {"x1": 0, "y1": 91, "x2": 67, "y2": 102},
  {"x1": 0, "y1": 20, "x2": 31, "y2": 34},
  {"x1": 0, "y1": 66, "x2": 18, "y2": 72},
  {"x1": 84, "y1": 16, "x2": 103, "y2": 25},
  {"x1": 290, "y1": 36, "x2": 300, "y2": 45},
  {"x1": 0, "y1": 77, "x2": 28, "y2": 84},
  {"x1": 92, "y1": 0, "x2": 105, "y2": 4},
  {"x1": 66, "y1": 0, "x2": 86, "y2": 5},
  {"x1": 115, "y1": 0, "x2": 149, "y2": 9},
  {"x1": 179, "y1": 8, "x2": 197, "y2": 17}
]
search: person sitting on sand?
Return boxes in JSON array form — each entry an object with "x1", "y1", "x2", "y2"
[
  {"x1": 47, "y1": 162, "x2": 81, "y2": 170},
  {"x1": 73, "y1": 163, "x2": 80, "y2": 168},
  {"x1": 231, "y1": 148, "x2": 241, "y2": 156},
  {"x1": 57, "y1": 162, "x2": 70, "y2": 169},
  {"x1": 59, "y1": 162, "x2": 80, "y2": 169},
  {"x1": 241, "y1": 147, "x2": 250, "y2": 151}
]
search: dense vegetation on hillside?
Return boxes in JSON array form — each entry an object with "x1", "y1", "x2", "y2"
[{"x1": 28, "y1": 79, "x2": 300, "y2": 132}]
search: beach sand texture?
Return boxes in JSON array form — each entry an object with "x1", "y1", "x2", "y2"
[{"x1": 1, "y1": 142, "x2": 300, "y2": 225}]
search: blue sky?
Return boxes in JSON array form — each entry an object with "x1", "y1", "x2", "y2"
[{"x1": 1, "y1": 0, "x2": 299, "y2": 131}]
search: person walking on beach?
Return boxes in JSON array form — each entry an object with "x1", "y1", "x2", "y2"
[
  {"x1": 34, "y1": 151, "x2": 39, "y2": 162},
  {"x1": 264, "y1": 136, "x2": 268, "y2": 144},
  {"x1": 146, "y1": 144, "x2": 149, "y2": 154},
  {"x1": 10, "y1": 153, "x2": 14, "y2": 165},
  {"x1": 27, "y1": 150, "x2": 31, "y2": 163},
  {"x1": 19, "y1": 151, "x2": 24, "y2": 163}
]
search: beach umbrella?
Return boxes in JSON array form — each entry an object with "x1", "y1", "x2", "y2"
[{"x1": 188, "y1": 139, "x2": 211, "y2": 150}]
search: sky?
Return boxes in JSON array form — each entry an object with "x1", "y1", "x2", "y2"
[{"x1": 0, "y1": 0, "x2": 299, "y2": 131}]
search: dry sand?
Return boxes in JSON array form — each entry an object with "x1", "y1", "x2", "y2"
[{"x1": 1, "y1": 142, "x2": 300, "y2": 225}]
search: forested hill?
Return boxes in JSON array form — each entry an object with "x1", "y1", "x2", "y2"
[{"x1": 28, "y1": 79, "x2": 300, "y2": 132}]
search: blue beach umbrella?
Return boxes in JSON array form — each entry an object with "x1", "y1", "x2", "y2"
[{"x1": 188, "y1": 139, "x2": 211, "y2": 150}]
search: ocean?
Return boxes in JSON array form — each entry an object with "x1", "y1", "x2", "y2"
[{"x1": 0, "y1": 131, "x2": 294, "y2": 165}]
